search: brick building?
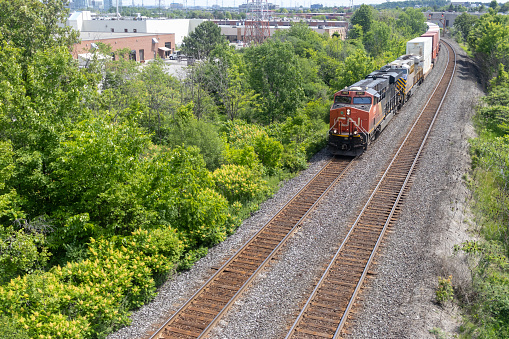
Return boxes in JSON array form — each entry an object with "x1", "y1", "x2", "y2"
[{"x1": 73, "y1": 32, "x2": 176, "y2": 62}]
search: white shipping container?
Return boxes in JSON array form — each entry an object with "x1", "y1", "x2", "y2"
[{"x1": 406, "y1": 37, "x2": 433, "y2": 75}]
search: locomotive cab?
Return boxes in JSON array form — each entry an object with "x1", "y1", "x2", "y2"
[{"x1": 329, "y1": 87, "x2": 382, "y2": 156}]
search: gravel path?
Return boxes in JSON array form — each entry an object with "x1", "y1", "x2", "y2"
[{"x1": 109, "y1": 39, "x2": 481, "y2": 339}]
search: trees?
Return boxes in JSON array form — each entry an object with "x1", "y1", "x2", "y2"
[
  {"x1": 364, "y1": 21, "x2": 391, "y2": 56},
  {"x1": 208, "y1": 44, "x2": 259, "y2": 121},
  {"x1": 350, "y1": 4, "x2": 375, "y2": 33},
  {"x1": 453, "y1": 12, "x2": 479, "y2": 41},
  {"x1": 332, "y1": 48, "x2": 375, "y2": 90},
  {"x1": 0, "y1": 0, "x2": 78, "y2": 59},
  {"x1": 244, "y1": 40, "x2": 305, "y2": 123},
  {"x1": 468, "y1": 14, "x2": 509, "y2": 84},
  {"x1": 395, "y1": 8, "x2": 427, "y2": 36},
  {"x1": 181, "y1": 21, "x2": 227, "y2": 60}
]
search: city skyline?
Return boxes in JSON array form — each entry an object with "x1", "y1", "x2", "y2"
[
  {"x1": 111, "y1": 0, "x2": 387, "y2": 9},
  {"x1": 78, "y1": 0, "x2": 507, "y2": 11}
]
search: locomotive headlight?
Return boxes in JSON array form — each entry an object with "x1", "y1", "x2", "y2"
[
  {"x1": 346, "y1": 109, "x2": 351, "y2": 116},
  {"x1": 353, "y1": 130, "x2": 358, "y2": 135}
]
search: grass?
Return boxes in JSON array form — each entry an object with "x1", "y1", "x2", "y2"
[{"x1": 458, "y1": 42, "x2": 473, "y2": 58}]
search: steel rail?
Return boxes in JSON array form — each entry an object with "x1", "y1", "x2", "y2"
[
  {"x1": 285, "y1": 40, "x2": 456, "y2": 339},
  {"x1": 149, "y1": 156, "x2": 355, "y2": 339}
]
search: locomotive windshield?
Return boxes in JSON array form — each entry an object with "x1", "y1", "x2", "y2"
[
  {"x1": 334, "y1": 96, "x2": 351, "y2": 104},
  {"x1": 352, "y1": 97, "x2": 372, "y2": 104}
]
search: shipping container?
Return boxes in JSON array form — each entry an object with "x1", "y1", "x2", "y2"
[
  {"x1": 406, "y1": 37, "x2": 433, "y2": 75},
  {"x1": 427, "y1": 25, "x2": 440, "y2": 40},
  {"x1": 421, "y1": 31, "x2": 439, "y2": 63}
]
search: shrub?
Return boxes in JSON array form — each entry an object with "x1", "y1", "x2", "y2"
[
  {"x1": 212, "y1": 164, "x2": 268, "y2": 203},
  {"x1": 254, "y1": 134, "x2": 283, "y2": 173},
  {"x1": 0, "y1": 227, "x2": 185, "y2": 339},
  {"x1": 281, "y1": 142, "x2": 309, "y2": 172},
  {"x1": 221, "y1": 120, "x2": 284, "y2": 173},
  {"x1": 0, "y1": 225, "x2": 50, "y2": 284},
  {"x1": 436, "y1": 275, "x2": 454, "y2": 305}
]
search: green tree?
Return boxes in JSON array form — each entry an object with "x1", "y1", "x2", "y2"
[
  {"x1": 350, "y1": 4, "x2": 375, "y2": 33},
  {"x1": 209, "y1": 44, "x2": 260, "y2": 120},
  {"x1": 348, "y1": 24, "x2": 364, "y2": 40},
  {"x1": 396, "y1": 7, "x2": 426, "y2": 36},
  {"x1": 453, "y1": 12, "x2": 479, "y2": 41},
  {"x1": 244, "y1": 40, "x2": 305, "y2": 123},
  {"x1": 332, "y1": 48, "x2": 375, "y2": 90},
  {"x1": 182, "y1": 21, "x2": 227, "y2": 59},
  {"x1": 364, "y1": 21, "x2": 391, "y2": 56},
  {"x1": 273, "y1": 22, "x2": 324, "y2": 58},
  {"x1": 468, "y1": 14, "x2": 509, "y2": 84},
  {"x1": 0, "y1": 0, "x2": 78, "y2": 60},
  {"x1": 137, "y1": 59, "x2": 181, "y2": 142},
  {"x1": 164, "y1": 103, "x2": 225, "y2": 170}
]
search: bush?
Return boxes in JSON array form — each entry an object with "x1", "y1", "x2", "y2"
[
  {"x1": 221, "y1": 120, "x2": 284, "y2": 173},
  {"x1": 212, "y1": 164, "x2": 268, "y2": 203},
  {"x1": 436, "y1": 276, "x2": 454, "y2": 305},
  {"x1": 0, "y1": 225, "x2": 50, "y2": 284},
  {"x1": 0, "y1": 227, "x2": 185, "y2": 339},
  {"x1": 281, "y1": 142, "x2": 309, "y2": 172}
]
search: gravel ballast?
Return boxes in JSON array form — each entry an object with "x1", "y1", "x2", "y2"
[{"x1": 109, "y1": 39, "x2": 481, "y2": 339}]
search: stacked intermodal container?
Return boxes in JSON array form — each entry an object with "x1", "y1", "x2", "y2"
[
  {"x1": 406, "y1": 37, "x2": 433, "y2": 76},
  {"x1": 421, "y1": 30, "x2": 439, "y2": 63}
]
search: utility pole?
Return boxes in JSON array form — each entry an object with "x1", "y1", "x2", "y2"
[{"x1": 244, "y1": 0, "x2": 270, "y2": 44}]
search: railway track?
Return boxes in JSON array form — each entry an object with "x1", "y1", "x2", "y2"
[
  {"x1": 149, "y1": 156, "x2": 354, "y2": 339},
  {"x1": 285, "y1": 40, "x2": 456, "y2": 339}
]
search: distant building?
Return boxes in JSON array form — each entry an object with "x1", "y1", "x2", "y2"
[
  {"x1": 74, "y1": 31, "x2": 176, "y2": 63},
  {"x1": 427, "y1": 11, "x2": 482, "y2": 28},
  {"x1": 216, "y1": 20, "x2": 347, "y2": 43},
  {"x1": 104, "y1": 0, "x2": 122, "y2": 11},
  {"x1": 68, "y1": 12, "x2": 205, "y2": 46},
  {"x1": 170, "y1": 3, "x2": 184, "y2": 9},
  {"x1": 311, "y1": 4, "x2": 323, "y2": 10},
  {"x1": 70, "y1": 0, "x2": 90, "y2": 9}
]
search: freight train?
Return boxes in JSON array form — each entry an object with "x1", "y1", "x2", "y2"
[{"x1": 328, "y1": 23, "x2": 441, "y2": 156}]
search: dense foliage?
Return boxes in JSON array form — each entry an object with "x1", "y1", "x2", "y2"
[
  {"x1": 0, "y1": 1, "x2": 427, "y2": 338},
  {"x1": 453, "y1": 11, "x2": 509, "y2": 338}
]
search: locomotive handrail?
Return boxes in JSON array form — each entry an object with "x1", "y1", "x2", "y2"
[{"x1": 350, "y1": 117, "x2": 368, "y2": 135}]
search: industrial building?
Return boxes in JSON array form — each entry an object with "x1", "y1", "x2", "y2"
[
  {"x1": 73, "y1": 31, "x2": 175, "y2": 63},
  {"x1": 68, "y1": 11, "x2": 205, "y2": 46},
  {"x1": 426, "y1": 11, "x2": 483, "y2": 28},
  {"x1": 68, "y1": 10, "x2": 347, "y2": 64}
]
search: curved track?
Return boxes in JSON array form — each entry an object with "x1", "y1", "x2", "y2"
[
  {"x1": 285, "y1": 40, "x2": 456, "y2": 339},
  {"x1": 149, "y1": 157, "x2": 354, "y2": 339}
]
